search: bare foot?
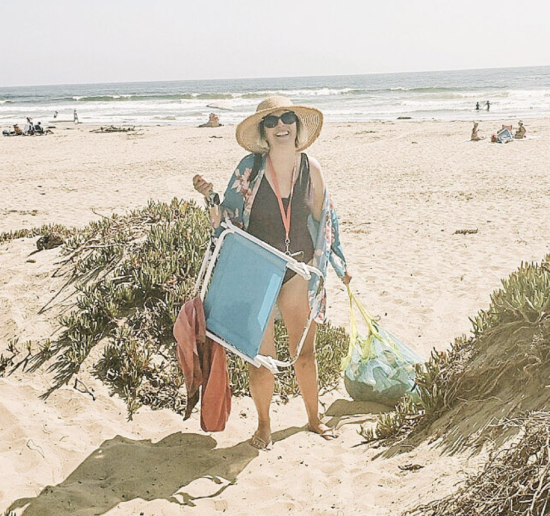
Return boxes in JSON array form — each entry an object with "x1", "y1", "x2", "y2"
[
  {"x1": 308, "y1": 422, "x2": 339, "y2": 440},
  {"x1": 250, "y1": 433, "x2": 273, "y2": 451},
  {"x1": 250, "y1": 425, "x2": 272, "y2": 451}
]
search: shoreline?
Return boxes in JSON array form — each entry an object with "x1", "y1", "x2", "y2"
[
  {"x1": 1, "y1": 113, "x2": 547, "y2": 129},
  {"x1": 3, "y1": 65, "x2": 550, "y2": 128}
]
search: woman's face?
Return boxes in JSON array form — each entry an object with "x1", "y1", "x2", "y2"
[{"x1": 262, "y1": 110, "x2": 297, "y2": 149}]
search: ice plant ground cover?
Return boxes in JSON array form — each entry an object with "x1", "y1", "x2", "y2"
[{"x1": 0, "y1": 198, "x2": 347, "y2": 418}]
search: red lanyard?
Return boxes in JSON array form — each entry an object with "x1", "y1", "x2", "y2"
[{"x1": 267, "y1": 156, "x2": 298, "y2": 255}]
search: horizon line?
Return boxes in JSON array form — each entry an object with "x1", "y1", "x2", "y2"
[{"x1": 2, "y1": 63, "x2": 549, "y2": 90}]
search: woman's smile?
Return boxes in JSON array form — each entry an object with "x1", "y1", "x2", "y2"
[{"x1": 275, "y1": 128, "x2": 291, "y2": 137}]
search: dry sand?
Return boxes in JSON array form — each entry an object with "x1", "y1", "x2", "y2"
[{"x1": 1, "y1": 119, "x2": 549, "y2": 515}]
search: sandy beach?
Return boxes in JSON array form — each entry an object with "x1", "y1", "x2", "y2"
[{"x1": 1, "y1": 118, "x2": 549, "y2": 515}]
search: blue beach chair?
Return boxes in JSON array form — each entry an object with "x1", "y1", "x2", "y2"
[{"x1": 195, "y1": 221, "x2": 323, "y2": 374}]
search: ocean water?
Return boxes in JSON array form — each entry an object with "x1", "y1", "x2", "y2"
[{"x1": 1, "y1": 66, "x2": 549, "y2": 126}]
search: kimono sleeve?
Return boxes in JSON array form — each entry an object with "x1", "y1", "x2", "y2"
[
  {"x1": 328, "y1": 204, "x2": 347, "y2": 277},
  {"x1": 214, "y1": 154, "x2": 255, "y2": 236}
]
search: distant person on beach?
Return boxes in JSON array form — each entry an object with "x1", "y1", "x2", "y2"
[
  {"x1": 485, "y1": 100, "x2": 491, "y2": 111},
  {"x1": 471, "y1": 122, "x2": 484, "y2": 141},
  {"x1": 13, "y1": 124, "x2": 23, "y2": 135},
  {"x1": 53, "y1": 111, "x2": 58, "y2": 119},
  {"x1": 34, "y1": 121, "x2": 44, "y2": 135},
  {"x1": 475, "y1": 102, "x2": 480, "y2": 111},
  {"x1": 25, "y1": 117, "x2": 34, "y2": 135},
  {"x1": 74, "y1": 109, "x2": 79, "y2": 124},
  {"x1": 514, "y1": 120, "x2": 527, "y2": 139},
  {"x1": 193, "y1": 96, "x2": 351, "y2": 450},
  {"x1": 198, "y1": 113, "x2": 222, "y2": 128}
]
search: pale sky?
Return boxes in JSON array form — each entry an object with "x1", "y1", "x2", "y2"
[{"x1": 1, "y1": 0, "x2": 549, "y2": 87}]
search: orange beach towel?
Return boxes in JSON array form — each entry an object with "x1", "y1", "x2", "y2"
[{"x1": 174, "y1": 297, "x2": 231, "y2": 432}]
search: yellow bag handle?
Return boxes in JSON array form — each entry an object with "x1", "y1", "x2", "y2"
[{"x1": 341, "y1": 285, "x2": 401, "y2": 370}]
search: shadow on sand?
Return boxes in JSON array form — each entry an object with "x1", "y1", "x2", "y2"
[
  {"x1": 8, "y1": 428, "x2": 299, "y2": 515},
  {"x1": 323, "y1": 398, "x2": 391, "y2": 433}
]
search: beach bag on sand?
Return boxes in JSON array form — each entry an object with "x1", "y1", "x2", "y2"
[{"x1": 342, "y1": 286, "x2": 424, "y2": 405}]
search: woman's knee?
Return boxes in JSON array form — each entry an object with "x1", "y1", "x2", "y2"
[
  {"x1": 249, "y1": 363, "x2": 274, "y2": 382},
  {"x1": 287, "y1": 322, "x2": 317, "y2": 358},
  {"x1": 293, "y1": 348, "x2": 317, "y2": 371}
]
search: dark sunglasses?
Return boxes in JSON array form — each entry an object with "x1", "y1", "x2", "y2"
[{"x1": 261, "y1": 111, "x2": 298, "y2": 129}]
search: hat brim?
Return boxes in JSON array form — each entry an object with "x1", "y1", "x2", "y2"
[{"x1": 236, "y1": 105, "x2": 323, "y2": 153}]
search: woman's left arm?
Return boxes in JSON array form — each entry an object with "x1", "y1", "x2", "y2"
[
  {"x1": 307, "y1": 156, "x2": 352, "y2": 284},
  {"x1": 308, "y1": 156, "x2": 326, "y2": 221},
  {"x1": 328, "y1": 204, "x2": 352, "y2": 284}
]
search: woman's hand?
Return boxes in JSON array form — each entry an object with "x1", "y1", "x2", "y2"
[
  {"x1": 192, "y1": 174, "x2": 213, "y2": 199},
  {"x1": 193, "y1": 174, "x2": 221, "y2": 228},
  {"x1": 341, "y1": 270, "x2": 352, "y2": 285}
]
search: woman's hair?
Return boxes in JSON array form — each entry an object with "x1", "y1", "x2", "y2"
[
  {"x1": 295, "y1": 118, "x2": 306, "y2": 149},
  {"x1": 256, "y1": 115, "x2": 304, "y2": 152}
]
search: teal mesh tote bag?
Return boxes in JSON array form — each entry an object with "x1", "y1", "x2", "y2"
[{"x1": 342, "y1": 286, "x2": 425, "y2": 405}]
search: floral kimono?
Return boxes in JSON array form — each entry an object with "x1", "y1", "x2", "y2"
[{"x1": 216, "y1": 152, "x2": 347, "y2": 323}]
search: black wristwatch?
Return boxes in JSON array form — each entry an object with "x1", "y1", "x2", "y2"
[{"x1": 207, "y1": 192, "x2": 220, "y2": 208}]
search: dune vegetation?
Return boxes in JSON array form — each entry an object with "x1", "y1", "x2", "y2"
[
  {"x1": 361, "y1": 258, "x2": 550, "y2": 515},
  {"x1": 0, "y1": 199, "x2": 347, "y2": 419}
]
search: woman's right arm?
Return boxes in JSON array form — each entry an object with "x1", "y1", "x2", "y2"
[
  {"x1": 193, "y1": 174, "x2": 221, "y2": 228},
  {"x1": 193, "y1": 154, "x2": 254, "y2": 234}
]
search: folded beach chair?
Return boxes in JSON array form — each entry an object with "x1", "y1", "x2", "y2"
[
  {"x1": 496, "y1": 127, "x2": 513, "y2": 143},
  {"x1": 194, "y1": 220, "x2": 322, "y2": 374}
]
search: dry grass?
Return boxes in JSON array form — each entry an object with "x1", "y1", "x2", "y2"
[{"x1": 407, "y1": 412, "x2": 550, "y2": 516}]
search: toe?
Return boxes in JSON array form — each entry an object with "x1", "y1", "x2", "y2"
[{"x1": 250, "y1": 434, "x2": 273, "y2": 451}]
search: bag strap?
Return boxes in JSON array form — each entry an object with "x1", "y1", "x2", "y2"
[
  {"x1": 342, "y1": 285, "x2": 359, "y2": 369},
  {"x1": 341, "y1": 285, "x2": 401, "y2": 370},
  {"x1": 342, "y1": 285, "x2": 376, "y2": 368},
  {"x1": 347, "y1": 284, "x2": 383, "y2": 340}
]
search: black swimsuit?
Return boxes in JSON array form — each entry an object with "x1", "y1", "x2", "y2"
[{"x1": 247, "y1": 154, "x2": 314, "y2": 283}]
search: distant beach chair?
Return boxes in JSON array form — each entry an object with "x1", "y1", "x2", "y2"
[
  {"x1": 194, "y1": 220, "x2": 322, "y2": 374},
  {"x1": 492, "y1": 127, "x2": 513, "y2": 144}
]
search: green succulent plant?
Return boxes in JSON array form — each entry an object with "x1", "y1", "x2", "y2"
[
  {"x1": 361, "y1": 256, "x2": 550, "y2": 444},
  {"x1": 3, "y1": 199, "x2": 347, "y2": 419}
]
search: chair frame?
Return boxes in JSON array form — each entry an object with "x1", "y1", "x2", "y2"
[{"x1": 194, "y1": 220, "x2": 323, "y2": 373}]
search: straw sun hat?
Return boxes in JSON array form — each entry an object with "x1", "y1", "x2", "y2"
[{"x1": 236, "y1": 96, "x2": 323, "y2": 153}]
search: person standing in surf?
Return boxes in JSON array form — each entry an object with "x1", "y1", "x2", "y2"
[{"x1": 193, "y1": 96, "x2": 351, "y2": 450}]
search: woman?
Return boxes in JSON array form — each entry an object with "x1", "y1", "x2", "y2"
[
  {"x1": 193, "y1": 96, "x2": 351, "y2": 450},
  {"x1": 514, "y1": 120, "x2": 526, "y2": 139},
  {"x1": 471, "y1": 122, "x2": 484, "y2": 141}
]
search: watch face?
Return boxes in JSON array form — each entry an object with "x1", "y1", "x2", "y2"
[{"x1": 208, "y1": 192, "x2": 220, "y2": 207}]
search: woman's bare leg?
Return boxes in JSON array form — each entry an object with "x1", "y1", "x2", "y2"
[
  {"x1": 278, "y1": 274, "x2": 334, "y2": 437},
  {"x1": 248, "y1": 308, "x2": 276, "y2": 448}
]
